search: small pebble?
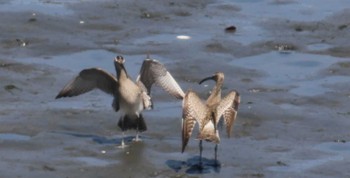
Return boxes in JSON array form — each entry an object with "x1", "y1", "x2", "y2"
[{"x1": 225, "y1": 25, "x2": 237, "y2": 33}]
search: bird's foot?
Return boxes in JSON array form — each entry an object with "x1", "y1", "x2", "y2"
[
  {"x1": 117, "y1": 140, "x2": 129, "y2": 149},
  {"x1": 132, "y1": 134, "x2": 142, "y2": 142}
]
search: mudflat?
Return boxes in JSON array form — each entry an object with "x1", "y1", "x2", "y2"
[{"x1": 1, "y1": 0, "x2": 350, "y2": 177}]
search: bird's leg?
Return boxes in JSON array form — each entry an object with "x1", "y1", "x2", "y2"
[
  {"x1": 117, "y1": 133, "x2": 128, "y2": 148},
  {"x1": 133, "y1": 116, "x2": 142, "y2": 142},
  {"x1": 117, "y1": 116, "x2": 128, "y2": 149},
  {"x1": 121, "y1": 131, "x2": 126, "y2": 147},
  {"x1": 133, "y1": 130, "x2": 141, "y2": 142},
  {"x1": 214, "y1": 144, "x2": 218, "y2": 166},
  {"x1": 199, "y1": 140, "x2": 203, "y2": 167}
]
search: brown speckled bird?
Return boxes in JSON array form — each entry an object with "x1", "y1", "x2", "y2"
[
  {"x1": 182, "y1": 72, "x2": 240, "y2": 165},
  {"x1": 148, "y1": 69, "x2": 240, "y2": 165}
]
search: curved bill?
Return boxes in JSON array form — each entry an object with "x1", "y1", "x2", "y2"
[{"x1": 199, "y1": 75, "x2": 215, "y2": 85}]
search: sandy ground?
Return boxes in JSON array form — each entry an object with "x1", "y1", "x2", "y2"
[{"x1": 1, "y1": 0, "x2": 350, "y2": 177}]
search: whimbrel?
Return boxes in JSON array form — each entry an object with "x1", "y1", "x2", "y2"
[
  {"x1": 55, "y1": 56, "x2": 182, "y2": 148},
  {"x1": 184, "y1": 72, "x2": 240, "y2": 165},
  {"x1": 152, "y1": 71, "x2": 240, "y2": 165}
]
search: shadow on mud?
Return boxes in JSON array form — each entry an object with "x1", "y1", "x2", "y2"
[{"x1": 166, "y1": 156, "x2": 221, "y2": 174}]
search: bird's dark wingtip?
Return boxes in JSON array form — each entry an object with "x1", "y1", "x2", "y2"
[
  {"x1": 176, "y1": 95, "x2": 184, "y2": 100},
  {"x1": 55, "y1": 94, "x2": 61, "y2": 99},
  {"x1": 181, "y1": 142, "x2": 187, "y2": 153},
  {"x1": 55, "y1": 93, "x2": 67, "y2": 99}
]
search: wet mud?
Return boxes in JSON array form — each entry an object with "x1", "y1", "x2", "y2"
[{"x1": 1, "y1": 0, "x2": 350, "y2": 177}]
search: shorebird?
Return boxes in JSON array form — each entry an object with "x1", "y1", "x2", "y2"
[
  {"x1": 55, "y1": 56, "x2": 182, "y2": 148},
  {"x1": 182, "y1": 72, "x2": 240, "y2": 165},
  {"x1": 144, "y1": 69, "x2": 240, "y2": 165}
]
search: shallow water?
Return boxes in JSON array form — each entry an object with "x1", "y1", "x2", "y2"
[
  {"x1": 74, "y1": 156, "x2": 119, "y2": 167},
  {"x1": 231, "y1": 51, "x2": 349, "y2": 96},
  {"x1": 0, "y1": 133, "x2": 31, "y2": 141},
  {"x1": 316, "y1": 142, "x2": 350, "y2": 155},
  {"x1": 237, "y1": 0, "x2": 346, "y2": 22},
  {"x1": 0, "y1": 0, "x2": 74, "y2": 16},
  {"x1": 268, "y1": 141, "x2": 350, "y2": 173},
  {"x1": 1, "y1": 0, "x2": 350, "y2": 177}
]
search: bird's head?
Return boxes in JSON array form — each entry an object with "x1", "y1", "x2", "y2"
[
  {"x1": 114, "y1": 55, "x2": 128, "y2": 78},
  {"x1": 199, "y1": 72, "x2": 224, "y2": 85}
]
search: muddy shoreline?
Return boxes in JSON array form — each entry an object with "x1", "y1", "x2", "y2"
[{"x1": 1, "y1": 0, "x2": 350, "y2": 178}]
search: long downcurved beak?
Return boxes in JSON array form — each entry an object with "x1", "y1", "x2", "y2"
[{"x1": 199, "y1": 75, "x2": 216, "y2": 85}]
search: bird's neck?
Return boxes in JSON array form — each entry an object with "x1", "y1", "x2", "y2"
[
  {"x1": 207, "y1": 82, "x2": 222, "y2": 104},
  {"x1": 117, "y1": 67, "x2": 129, "y2": 81}
]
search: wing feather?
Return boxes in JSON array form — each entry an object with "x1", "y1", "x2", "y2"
[
  {"x1": 182, "y1": 91, "x2": 207, "y2": 152},
  {"x1": 216, "y1": 90, "x2": 240, "y2": 137},
  {"x1": 56, "y1": 68, "x2": 118, "y2": 99},
  {"x1": 137, "y1": 58, "x2": 185, "y2": 99}
]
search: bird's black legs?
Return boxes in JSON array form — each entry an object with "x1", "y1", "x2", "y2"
[
  {"x1": 199, "y1": 140, "x2": 203, "y2": 166},
  {"x1": 133, "y1": 114, "x2": 146, "y2": 142},
  {"x1": 118, "y1": 116, "x2": 128, "y2": 148},
  {"x1": 134, "y1": 115, "x2": 140, "y2": 142},
  {"x1": 214, "y1": 144, "x2": 218, "y2": 163}
]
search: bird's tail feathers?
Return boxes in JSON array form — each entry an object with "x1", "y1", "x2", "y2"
[{"x1": 118, "y1": 114, "x2": 147, "y2": 132}]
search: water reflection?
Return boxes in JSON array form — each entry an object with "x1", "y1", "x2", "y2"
[
  {"x1": 166, "y1": 156, "x2": 221, "y2": 174},
  {"x1": 52, "y1": 131, "x2": 139, "y2": 145}
]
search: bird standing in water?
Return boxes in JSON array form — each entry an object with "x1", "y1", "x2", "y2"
[
  {"x1": 142, "y1": 68, "x2": 240, "y2": 166},
  {"x1": 55, "y1": 56, "x2": 182, "y2": 148},
  {"x1": 157, "y1": 72, "x2": 240, "y2": 164},
  {"x1": 182, "y1": 72, "x2": 240, "y2": 166}
]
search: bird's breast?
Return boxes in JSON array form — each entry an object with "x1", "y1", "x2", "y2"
[{"x1": 118, "y1": 80, "x2": 143, "y2": 114}]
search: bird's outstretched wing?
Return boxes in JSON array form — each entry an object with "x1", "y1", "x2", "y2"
[
  {"x1": 216, "y1": 90, "x2": 240, "y2": 137},
  {"x1": 56, "y1": 68, "x2": 118, "y2": 99},
  {"x1": 182, "y1": 90, "x2": 207, "y2": 152},
  {"x1": 136, "y1": 58, "x2": 185, "y2": 99}
]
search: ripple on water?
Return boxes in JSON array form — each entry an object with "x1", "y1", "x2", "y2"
[
  {"x1": 0, "y1": 133, "x2": 31, "y2": 141},
  {"x1": 0, "y1": 0, "x2": 74, "y2": 16},
  {"x1": 267, "y1": 155, "x2": 343, "y2": 172},
  {"x1": 234, "y1": 0, "x2": 347, "y2": 22},
  {"x1": 14, "y1": 49, "x2": 172, "y2": 76},
  {"x1": 230, "y1": 52, "x2": 349, "y2": 96},
  {"x1": 268, "y1": 142, "x2": 349, "y2": 173},
  {"x1": 315, "y1": 142, "x2": 350, "y2": 155},
  {"x1": 307, "y1": 43, "x2": 332, "y2": 51},
  {"x1": 74, "y1": 157, "x2": 119, "y2": 167}
]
